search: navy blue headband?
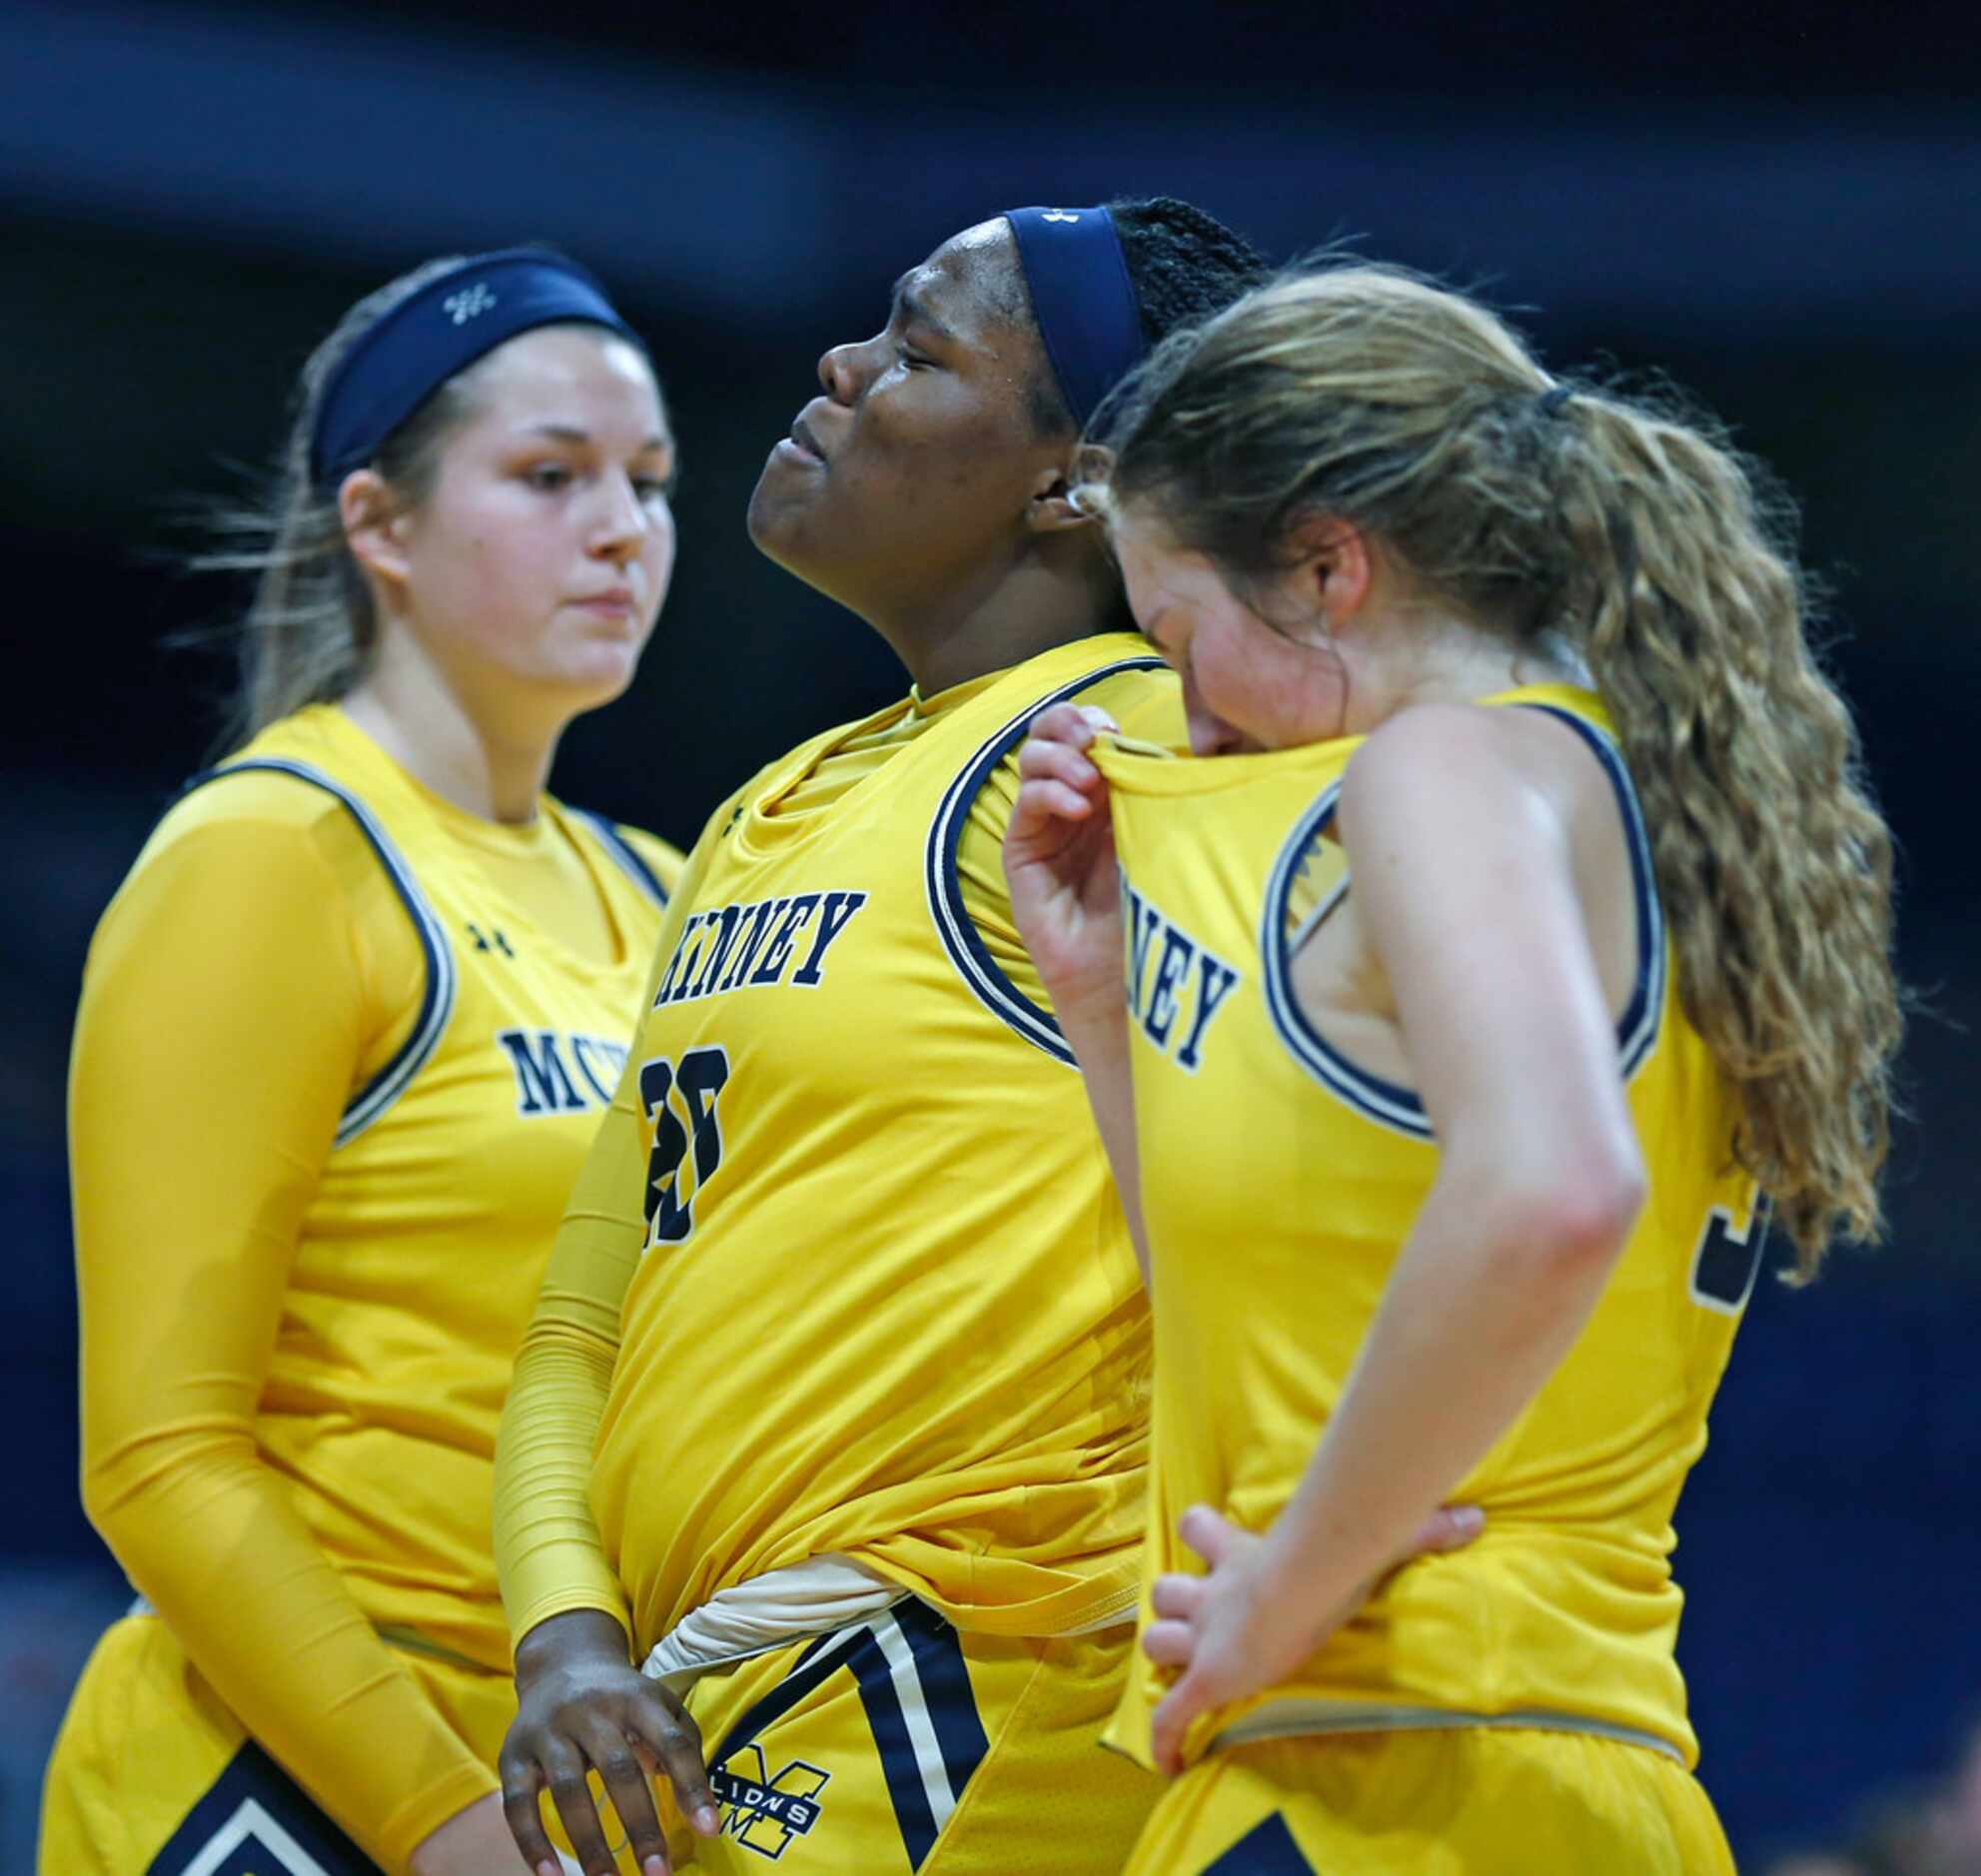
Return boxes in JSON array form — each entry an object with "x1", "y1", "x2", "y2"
[
  {"x1": 310, "y1": 248, "x2": 640, "y2": 486},
  {"x1": 1005, "y1": 206, "x2": 1146, "y2": 433}
]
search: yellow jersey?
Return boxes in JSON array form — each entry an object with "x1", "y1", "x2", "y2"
[
  {"x1": 71, "y1": 702, "x2": 679, "y2": 1863},
  {"x1": 495, "y1": 636, "x2": 1184, "y2": 1658},
  {"x1": 1095, "y1": 684, "x2": 1760, "y2": 1774}
]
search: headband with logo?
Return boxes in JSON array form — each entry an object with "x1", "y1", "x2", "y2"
[
  {"x1": 310, "y1": 248, "x2": 640, "y2": 486},
  {"x1": 1005, "y1": 206, "x2": 1146, "y2": 433}
]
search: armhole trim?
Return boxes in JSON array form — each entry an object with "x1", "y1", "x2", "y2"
[
  {"x1": 924, "y1": 656, "x2": 1167, "y2": 1064},
  {"x1": 178, "y1": 758, "x2": 457, "y2": 1148},
  {"x1": 568, "y1": 806, "x2": 671, "y2": 910},
  {"x1": 1260, "y1": 705, "x2": 1666, "y2": 1136}
]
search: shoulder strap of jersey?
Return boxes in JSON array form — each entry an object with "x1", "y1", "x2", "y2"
[
  {"x1": 1511, "y1": 702, "x2": 1665, "y2": 1078},
  {"x1": 924, "y1": 653, "x2": 1166, "y2": 1065},
  {"x1": 177, "y1": 758, "x2": 458, "y2": 1148},
  {"x1": 565, "y1": 805, "x2": 671, "y2": 910}
]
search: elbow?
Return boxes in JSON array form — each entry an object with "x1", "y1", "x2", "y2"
[{"x1": 1455, "y1": 1149, "x2": 1646, "y2": 1285}]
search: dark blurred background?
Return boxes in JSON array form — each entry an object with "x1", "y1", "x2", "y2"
[{"x1": 4, "y1": 0, "x2": 1977, "y2": 1865}]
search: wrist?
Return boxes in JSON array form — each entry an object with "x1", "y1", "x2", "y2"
[{"x1": 513, "y1": 1606, "x2": 630, "y2": 1683}]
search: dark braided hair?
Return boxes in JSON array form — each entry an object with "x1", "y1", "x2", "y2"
[{"x1": 1111, "y1": 195, "x2": 1269, "y2": 349}]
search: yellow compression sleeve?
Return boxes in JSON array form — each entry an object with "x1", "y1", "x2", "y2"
[
  {"x1": 72, "y1": 796, "x2": 496, "y2": 1870},
  {"x1": 493, "y1": 808, "x2": 725, "y2": 1654}
]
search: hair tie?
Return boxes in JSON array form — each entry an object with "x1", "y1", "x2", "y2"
[
  {"x1": 311, "y1": 248, "x2": 639, "y2": 487},
  {"x1": 1004, "y1": 206, "x2": 1147, "y2": 433},
  {"x1": 1535, "y1": 384, "x2": 1575, "y2": 419}
]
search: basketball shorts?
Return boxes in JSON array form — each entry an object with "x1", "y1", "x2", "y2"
[
  {"x1": 1122, "y1": 1727, "x2": 1737, "y2": 1874},
  {"x1": 37, "y1": 1609, "x2": 635, "y2": 1875},
  {"x1": 670, "y1": 1598, "x2": 1158, "y2": 1874}
]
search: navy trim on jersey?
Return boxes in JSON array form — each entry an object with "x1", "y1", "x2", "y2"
[
  {"x1": 1202, "y1": 1813, "x2": 1314, "y2": 1873},
  {"x1": 709, "y1": 1599, "x2": 989, "y2": 1871},
  {"x1": 179, "y1": 759, "x2": 457, "y2": 1149},
  {"x1": 1261, "y1": 705, "x2": 1664, "y2": 1138},
  {"x1": 925, "y1": 656, "x2": 1167, "y2": 1064},
  {"x1": 148, "y1": 1738, "x2": 376, "y2": 1874},
  {"x1": 569, "y1": 805, "x2": 671, "y2": 909}
]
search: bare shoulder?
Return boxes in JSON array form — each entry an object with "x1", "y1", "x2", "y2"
[{"x1": 1342, "y1": 700, "x2": 1599, "y2": 837}]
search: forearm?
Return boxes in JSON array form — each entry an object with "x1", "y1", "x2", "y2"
[
  {"x1": 88, "y1": 1441, "x2": 494, "y2": 1870},
  {"x1": 494, "y1": 1314, "x2": 630, "y2": 1647},
  {"x1": 1055, "y1": 990, "x2": 1150, "y2": 1284},
  {"x1": 1263, "y1": 1162, "x2": 1635, "y2": 1620}
]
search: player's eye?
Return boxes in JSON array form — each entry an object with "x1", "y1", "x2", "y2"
[
  {"x1": 523, "y1": 463, "x2": 572, "y2": 490},
  {"x1": 634, "y1": 474, "x2": 674, "y2": 503}
]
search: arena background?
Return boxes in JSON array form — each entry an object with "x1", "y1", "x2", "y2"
[{"x1": 3, "y1": 2, "x2": 1976, "y2": 1865}]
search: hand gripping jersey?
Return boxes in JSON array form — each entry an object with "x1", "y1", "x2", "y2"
[
  {"x1": 1094, "y1": 684, "x2": 1763, "y2": 1774},
  {"x1": 570, "y1": 636, "x2": 1180, "y2": 1655}
]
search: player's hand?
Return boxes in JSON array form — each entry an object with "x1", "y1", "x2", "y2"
[
  {"x1": 1144, "y1": 1500, "x2": 1485, "y2": 1776},
  {"x1": 499, "y1": 1609, "x2": 720, "y2": 1876},
  {"x1": 1003, "y1": 703, "x2": 1125, "y2": 1016},
  {"x1": 410, "y1": 1791, "x2": 532, "y2": 1875}
]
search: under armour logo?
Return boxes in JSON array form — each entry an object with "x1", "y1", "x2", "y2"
[
  {"x1": 444, "y1": 283, "x2": 496, "y2": 324},
  {"x1": 1041, "y1": 210, "x2": 1081, "y2": 224}
]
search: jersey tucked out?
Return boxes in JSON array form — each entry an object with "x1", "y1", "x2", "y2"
[
  {"x1": 1095, "y1": 684, "x2": 1759, "y2": 1775},
  {"x1": 496, "y1": 636, "x2": 1185, "y2": 1660}
]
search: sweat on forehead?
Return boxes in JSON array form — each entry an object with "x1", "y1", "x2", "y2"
[{"x1": 922, "y1": 219, "x2": 1031, "y2": 326}]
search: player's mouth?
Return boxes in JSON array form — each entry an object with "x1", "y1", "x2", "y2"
[{"x1": 774, "y1": 413, "x2": 828, "y2": 468}]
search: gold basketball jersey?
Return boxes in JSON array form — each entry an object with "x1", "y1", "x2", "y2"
[
  {"x1": 183, "y1": 705, "x2": 679, "y2": 1673},
  {"x1": 587, "y1": 636, "x2": 1181, "y2": 1654},
  {"x1": 1096, "y1": 683, "x2": 1760, "y2": 1773}
]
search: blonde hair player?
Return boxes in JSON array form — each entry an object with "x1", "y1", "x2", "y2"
[
  {"x1": 42, "y1": 249, "x2": 685, "y2": 1875},
  {"x1": 1005, "y1": 264, "x2": 1901, "y2": 1872}
]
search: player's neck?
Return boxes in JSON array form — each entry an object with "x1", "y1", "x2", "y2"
[
  {"x1": 879, "y1": 556, "x2": 1114, "y2": 696},
  {"x1": 344, "y1": 650, "x2": 562, "y2": 825}
]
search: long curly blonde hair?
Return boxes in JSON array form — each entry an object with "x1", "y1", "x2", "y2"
[{"x1": 1093, "y1": 264, "x2": 1900, "y2": 1275}]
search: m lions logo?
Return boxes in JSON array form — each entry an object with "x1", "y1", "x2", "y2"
[{"x1": 710, "y1": 1745, "x2": 830, "y2": 1862}]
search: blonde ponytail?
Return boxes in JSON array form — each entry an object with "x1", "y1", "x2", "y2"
[{"x1": 1096, "y1": 263, "x2": 1901, "y2": 1274}]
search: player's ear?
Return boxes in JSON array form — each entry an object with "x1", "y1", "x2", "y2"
[
  {"x1": 340, "y1": 469, "x2": 414, "y2": 585},
  {"x1": 1024, "y1": 461, "x2": 1100, "y2": 536},
  {"x1": 1285, "y1": 513, "x2": 1376, "y2": 628}
]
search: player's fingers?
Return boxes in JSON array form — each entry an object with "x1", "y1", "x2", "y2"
[
  {"x1": 537, "y1": 1738, "x2": 620, "y2": 1876},
  {"x1": 1150, "y1": 1670, "x2": 1205, "y2": 1777},
  {"x1": 575, "y1": 1718, "x2": 671, "y2": 1875},
  {"x1": 496, "y1": 1753, "x2": 564, "y2": 1876},
  {"x1": 1178, "y1": 1502, "x2": 1237, "y2": 1567},
  {"x1": 1407, "y1": 1502, "x2": 1485, "y2": 1558},
  {"x1": 1016, "y1": 732, "x2": 1101, "y2": 792},
  {"x1": 1141, "y1": 1616, "x2": 1196, "y2": 1668},
  {"x1": 626, "y1": 1690, "x2": 721, "y2": 1839},
  {"x1": 1076, "y1": 704, "x2": 1120, "y2": 733},
  {"x1": 1148, "y1": 1571, "x2": 1205, "y2": 1622},
  {"x1": 1025, "y1": 702, "x2": 1097, "y2": 751}
]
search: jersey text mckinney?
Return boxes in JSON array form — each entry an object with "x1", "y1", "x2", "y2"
[{"x1": 653, "y1": 890, "x2": 869, "y2": 1006}]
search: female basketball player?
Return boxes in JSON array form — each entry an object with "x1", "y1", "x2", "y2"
[
  {"x1": 43, "y1": 249, "x2": 684, "y2": 1875},
  {"x1": 489, "y1": 202, "x2": 1464, "y2": 1876},
  {"x1": 1005, "y1": 265, "x2": 1901, "y2": 1871}
]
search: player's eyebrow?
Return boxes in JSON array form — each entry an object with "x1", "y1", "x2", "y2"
[
  {"x1": 889, "y1": 272, "x2": 960, "y2": 346},
  {"x1": 524, "y1": 424, "x2": 672, "y2": 454}
]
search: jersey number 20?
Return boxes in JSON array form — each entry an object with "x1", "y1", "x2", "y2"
[{"x1": 639, "y1": 1047, "x2": 731, "y2": 1246}]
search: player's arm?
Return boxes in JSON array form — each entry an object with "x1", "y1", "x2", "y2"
[
  {"x1": 1143, "y1": 704, "x2": 1644, "y2": 1771},
  {"x1": 994, "y1": 701, "x2": 1150, "y2": 1276},
  {"x1": 72, "y1": 804, "x2": 500, "y2": 1871},
  {"x1": 495, "y1": 812, "x2": 734, "y2": 1876}
]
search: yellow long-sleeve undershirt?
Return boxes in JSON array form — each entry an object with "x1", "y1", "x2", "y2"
[{"x1": 72, "y1": 735, "x2": 677, "y2": 1869}]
